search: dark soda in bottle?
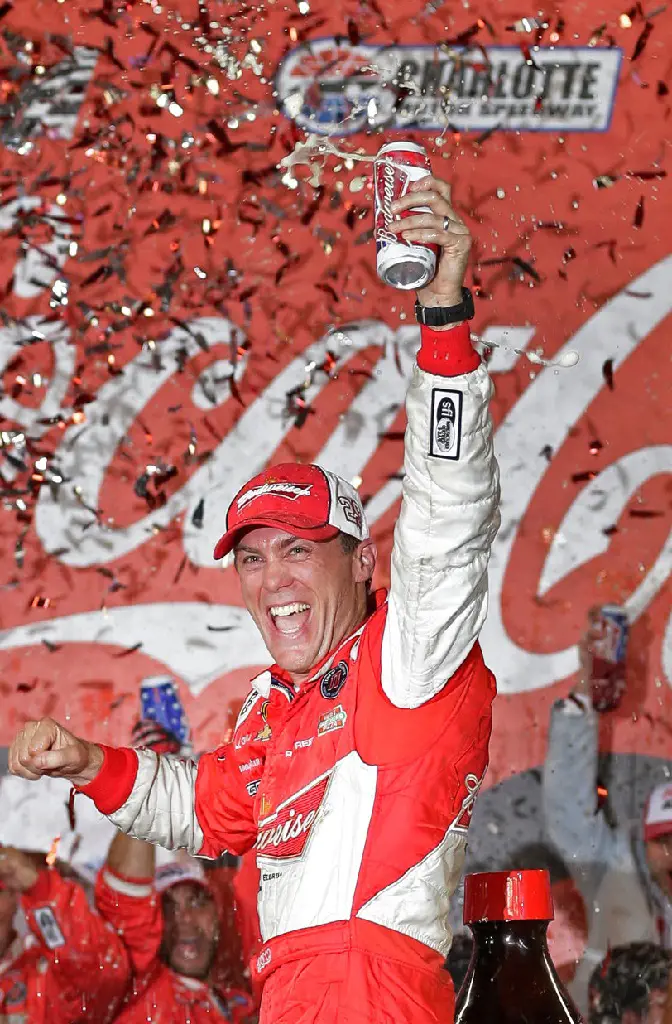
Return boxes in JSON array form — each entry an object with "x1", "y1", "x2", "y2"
[{"x1": 454, "y1": 870, "x2": 583, "y2": 1024}]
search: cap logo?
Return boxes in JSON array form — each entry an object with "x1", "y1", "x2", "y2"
[
  {"x1": 337, "y1": 494, "x2": 362, "y2": 531},
  {"x1": 237, "y1": 481, "x2": 313, "y2": 511}
]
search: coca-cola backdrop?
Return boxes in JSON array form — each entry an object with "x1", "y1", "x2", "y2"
[{"x1": 0, "y1": 0, "x2": 670, "y2": 877}]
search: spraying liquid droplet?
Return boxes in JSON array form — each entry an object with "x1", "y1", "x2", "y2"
[{"x1": 475, "y1": 334, "x2": 579, "y2": 370}]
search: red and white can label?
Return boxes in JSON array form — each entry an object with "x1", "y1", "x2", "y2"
[{"x1": 374, "y1": 142, "x2": 437, "y2": 289}]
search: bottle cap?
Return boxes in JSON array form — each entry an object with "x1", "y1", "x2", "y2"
[{"x1": 463, "y1": 870, "x2": 554, "y2": 923}]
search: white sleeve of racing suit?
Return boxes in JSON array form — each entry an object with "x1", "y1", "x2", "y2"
[
  {"x1": 106, "y1": 748, "x2": 206, "y2": 857},
  {"x1": 381, "y1": 357, "x2": 500, "y2": 708},
  {"x1": 543, "y1": 695, "x2": 616, "y2": 867}
]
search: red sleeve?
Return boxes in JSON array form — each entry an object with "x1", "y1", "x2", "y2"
[
  {"x1": 95, "y1": 866, "x2": 163, "y2": 980},
  {"x1": 417, "y1": 321, "x2": 480, "y2": 376},
  {"x1": 195, "y1": 745, "x2": 259, "y2": 858},
  {"x1": 76, "y1": 745, "x2": 139, "y2": 814},
  {"x1": 21, "y1": 868, "x2": 130, "y2": 1021}
]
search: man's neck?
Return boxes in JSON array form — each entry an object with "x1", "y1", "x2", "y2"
[{"x1": 289, "y1": 594, "x2": 371, "y2": 688}]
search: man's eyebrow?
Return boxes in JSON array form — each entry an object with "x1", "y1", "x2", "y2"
[
  {"x1": 233, "y1": 532, "x2": 309, "y2": 557},
  {"x1": 279, "y1": 535, "x2": 303, "y2": 549},
  {"x1": 234, "y1": 541, "x2": 259, "y2": 554},
  {"x1": 234, "y1": 535, "x2": 308, "y2": 555}
]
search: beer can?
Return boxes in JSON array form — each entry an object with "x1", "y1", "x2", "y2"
[
  {"x1": 374, "y1": 142, "x2": 437, "y2": 291},
  {"x1": 586, "y1": 604, "x2": 629, "y2": 711},
  {"x1": 140, "y1": 674, "x2": 191, "y2": 747}
]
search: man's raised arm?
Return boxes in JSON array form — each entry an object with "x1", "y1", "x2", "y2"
[{"x1": 381, "y1": 175, "x2": 500, "y2": 709}]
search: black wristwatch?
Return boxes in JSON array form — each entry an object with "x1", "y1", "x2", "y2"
[{"x1": 414, "y1": 287, "x2": 474, "y2": 327}]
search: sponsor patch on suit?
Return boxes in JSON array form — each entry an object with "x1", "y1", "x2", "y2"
[
  {"x1": 32, "y1": 906, "x2": 65, "y2": 949},
  {"x1": 320, "y1": 660, "x2": 348, "y2": 699},
  {"x1": 430, "y1": 388, "x2": 463, "y2": 460}
]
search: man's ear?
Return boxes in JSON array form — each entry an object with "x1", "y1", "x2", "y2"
[{"x1": 354, "y1": 540, "x2": 377, "y2": 584}]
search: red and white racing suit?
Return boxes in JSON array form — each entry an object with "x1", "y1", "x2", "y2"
[
  {"x1": 95, "y1": 866, "x2": 256, "y2": 1023},
  {"x1": 80, "y1": 322, "x2": 500, "y2": 1024},
  {"x1": 0, "y1": 868, "x2": 129, "y2": 1023}
]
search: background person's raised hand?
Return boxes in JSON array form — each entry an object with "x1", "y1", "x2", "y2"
[{"x1": 0, "y1": 846, "x2": 40, "y2": 893}]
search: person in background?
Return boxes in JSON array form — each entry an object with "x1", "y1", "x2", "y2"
[
  {"x1": 95, "y1": 719, "x2": 256, "y2": 1024},
  {"x1": 544, "y1": 632, "x2": 672, "y2": 1012},
  {"x1": 588, "y1": 943, "x2": 670, "y2": 1024},
  {"x1": 0, "y1": 844, "x2": 128, "y2": 1022}
]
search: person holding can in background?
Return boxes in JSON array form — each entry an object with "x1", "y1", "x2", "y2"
[
  {"x1": 8, "y1": 163, "x2": 501, "y2": 1024},
  {"x1": 543, "y1": 612, "x2": 672, "y2": 1014}
]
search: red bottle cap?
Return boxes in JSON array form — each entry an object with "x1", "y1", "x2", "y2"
[{"x1": 463, "y1": 870, "x2": 554, "y2": 924}]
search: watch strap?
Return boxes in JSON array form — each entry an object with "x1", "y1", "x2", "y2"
[{"x1": 415, "y1": 287, "x2": 475, "y2": 326}]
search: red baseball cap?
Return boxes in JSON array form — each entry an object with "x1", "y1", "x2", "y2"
[
  {"x1": 214, "y1": 462, "x2": 369, "y2": 559},
  {"x1": 644, "y1": 783, "x2": 672, "y2": 841}
]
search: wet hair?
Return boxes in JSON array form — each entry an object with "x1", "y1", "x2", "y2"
[
  {"x1": 339, "y1": 532, "x2": 360, "y2": 554},
  {"x1": 339, "y1": 531, "x2": 375, "y2": 597},
  {"x1": 588, "y1": 943, "x2": 671, "y2": 1024}
]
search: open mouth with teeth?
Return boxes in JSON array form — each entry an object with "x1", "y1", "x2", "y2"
[
  {"x1": 268, "y1": 602, "x2": 311, "y2": 636},
  {"x1": 174, "y1": 937, "x2": 202, "y2": 961}
]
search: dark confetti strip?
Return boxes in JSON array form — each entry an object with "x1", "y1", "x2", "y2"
[
  {"x1": 631, "y1": 20, "x2": 652, "y2": 60},
  {"x1": 114, "y1": 643, "x2": 143, "y2": 657},
  {"x1": 633, "y1": 195, "x2": 645, "y2": 228},
  {"x1": 602, "y1": 359, "x2": 615, "y2": 390},
  {"x1": 192, "y1": 497, "x2": 205, "y2": 529}
]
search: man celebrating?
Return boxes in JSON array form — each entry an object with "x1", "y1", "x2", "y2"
[
  {"x1": 9, "y1": 173, "x2": 500, "y2": 1024},
  {"x1": 96, "y1": 833, "x2": 256, "y2": 1023}
]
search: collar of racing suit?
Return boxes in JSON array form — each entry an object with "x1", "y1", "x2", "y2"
[
  {"x1": 171, "y1": 972, "x2": 238, "y2": 1016},
  {"x1": 262, "y1": 588, "x2": 387, "y2": 694}
]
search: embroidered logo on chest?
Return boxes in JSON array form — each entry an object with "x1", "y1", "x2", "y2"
[
  {"x1": 256, "y1": 771, "x2": 331, "y2": 860},
  {"x1": 319, "y1": 660, "x2": 349, "y2": 699},
  {"x1": 452, "y1": 771, "x2": 486, "y2": 832},
  {"x1": 255, "y1": 699, "x2": 272, "y2": 742},
  {"x1": 317, "y1": 704, "x2": 347, "y2": 736}
]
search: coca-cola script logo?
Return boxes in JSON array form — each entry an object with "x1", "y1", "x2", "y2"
[
  {"x1": 256, "y1": 771, "x2": 331, "y2": 860},
  {"x1": 0, "y1": 22, "x2": 669, "y2": 790}
]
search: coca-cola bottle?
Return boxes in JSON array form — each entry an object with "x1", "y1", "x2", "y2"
[{"x1": 454, "y1": 869, "x2": 583, "y2": 1024}]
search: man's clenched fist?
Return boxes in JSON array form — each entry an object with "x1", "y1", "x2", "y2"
[{"x1": 9, "y1": 718, "x2": 103, "y2": 786}]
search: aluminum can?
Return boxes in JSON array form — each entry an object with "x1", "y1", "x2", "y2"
[
  {"x1": 140, "y1": 674, "x2": 190, "y2": 746},
  {"x1": 586, "y1": 604, "x2": 629, "y2": 711},
  {"x1": 374, "y1": 141, "x2": 437, "y2": 290}
]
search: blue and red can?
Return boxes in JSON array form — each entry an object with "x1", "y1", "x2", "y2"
[
  {"x1": 586, "y1": 604, "x2": 629, "y2": 711},
  {"x1": 140, "y1": 675, "x2": 191, "y2": 747}
]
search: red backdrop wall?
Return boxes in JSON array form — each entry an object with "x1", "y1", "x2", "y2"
[{"x1": 0, "y1": 0, "x2": 670, "y2": 791}]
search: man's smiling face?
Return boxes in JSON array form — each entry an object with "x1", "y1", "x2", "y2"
[{"x1": 234, "y1": 527, "x2": 376, "y2": 683}]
